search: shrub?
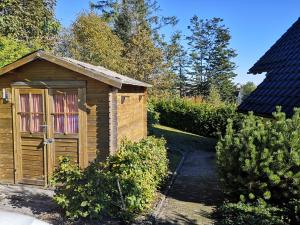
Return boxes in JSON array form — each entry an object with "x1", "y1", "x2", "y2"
[
  {"x1": 216, "y1": 108, "x2": 300, "y2": 223},
  {"x1": 51, "y1": 137, "x2": 168, "y2": 222},
  {"x1": 153, "y1": 98, "x2": 239, "y2": 137},
  {"x1": 218, "y1": 201, "x2": 288, "y2": 225},
  {"x1": 147, "y1": 100, "x2": 160, "y2": 127}
]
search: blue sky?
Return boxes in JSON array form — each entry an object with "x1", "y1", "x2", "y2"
[{"x1": 56, "y1": 0, "x2": 300, "y2": 85}]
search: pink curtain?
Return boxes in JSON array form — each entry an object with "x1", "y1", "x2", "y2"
[
  {"x1": 31, "y1": 94, "x2": 43, "y2": 132},
  {"x1": 20, "y1": 94, "x2": 30, "y2": 132},
  {"x1": 66, "y1": 93, "x2": 78, "y2": 133},
  {"x1": 53, "y1": 94, "x2": 65, "y2": 133},
  {"x1": 53, "y1": 92, "x2": 78, "y2": 134}
]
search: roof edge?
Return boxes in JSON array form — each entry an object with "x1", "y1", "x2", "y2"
[{"x1": 0, "y1": 50, "x2": 126, "y2": 89}]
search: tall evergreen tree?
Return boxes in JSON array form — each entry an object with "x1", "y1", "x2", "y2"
[
  {"x1": 187, "y1": 16, "x2": 237, "y2": 101},
  {"x1": 0, "y1": 0, "x2": 60, "y2": 49},
  {"x1": 166, "y1": 32, "x2": 188, "y2": 97}
]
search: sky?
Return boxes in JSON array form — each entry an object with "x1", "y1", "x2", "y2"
[{"x1": 55, "y1": 0, "x2": 300, "y2": 85}]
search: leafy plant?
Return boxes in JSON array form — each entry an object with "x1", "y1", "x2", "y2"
[
  {"x1": 51, "y1": 137, "x2": 168, "y2": 222},
  {"x1": 216, "y1": 107, "x2": 300, "y2": 223}
]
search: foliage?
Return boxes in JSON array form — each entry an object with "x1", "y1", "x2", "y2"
[
  {"x1": 218, "y1": 201, "x2": 288, "y2": 225},
  {"x1": 0, "y1": 36, "x2": 32, "y2": 67},
  {"x1": 152, "y1": 98, "x2": 239, "y2": 137},
  {"x1": 0, "y1": 0, "x2": 60, "y2": 49},
  {"x1": 165, "y1": 32, "x2": 189, "y2": 97},
  {"x1": 216, "y1": 108, "x2": 300, "y2": 223},
  {"x1": 91, "y1": 0, "x2": 177, "y2": 43},
  {"x1": 60, "y1": 12, "x2": 128, "y2": 75},
  {"x1": 91, "y1": 0, "x2": 178, "y2": 97},
  {"x1": 206, "y1": 84, "x2": 222, "y2": 106},
  {"x1": 51, "y1": 137, "x2": 168, "y2": 222},
  {"x1": 187, "y1": 16, "x2": 237, "y2": 101},
  {"x1": 147, "y1": 100, "x2": 160, "y2": 128},
  {"x1": 240, "y1": 81, "x2": 257, "y2": 101}
]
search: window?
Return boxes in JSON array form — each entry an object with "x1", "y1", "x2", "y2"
[
  {"x1": 19, "y1": 93, "x2": 44, "y2": 133},
  {"x1": 52, "y1": 90, "x2": 78, "y2": 134}
]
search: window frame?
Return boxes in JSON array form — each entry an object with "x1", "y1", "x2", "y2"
[
  {"x1": 51, "y1": 89, "x2": 79, "y2": 135},
  {"x1": 17, "y1": 89, "x2": 45, "y2": 134}
]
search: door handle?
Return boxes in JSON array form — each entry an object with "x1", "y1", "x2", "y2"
[{"x1": 44, "y1": 138, "x2": 55, "y2": 145}]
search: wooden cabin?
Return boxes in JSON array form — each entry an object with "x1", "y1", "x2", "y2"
[{"x1": 0, "y1": 50, "x2": 151, "y2": 186}]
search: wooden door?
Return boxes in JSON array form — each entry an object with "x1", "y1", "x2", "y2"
[
  {"x1": 16, "y1": 89, "x2": 47, "y2": 185},
  {"x1": 48, "y1": 89, "x2": 83, "y2": 172},
  {"x1": 13, "y1": 85, "x2": 88, "y2": 186}
]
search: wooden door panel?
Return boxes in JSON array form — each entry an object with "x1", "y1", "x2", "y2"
[
  {"x1": 54, "y1": 139, "x2": 79, "y2": 167},
  {"x1": 20, "y1": 137, "x2": 45, "y2": 185}
]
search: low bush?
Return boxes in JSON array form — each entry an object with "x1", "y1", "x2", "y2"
[
  {"x1": 51, "y1": 136, "x2": 168, "y2": 222},
  {"x1": 218, "y1": 201, "x2": 288, "y2": 225},
  {"x1": 152, "y1": 98, "x2": 239, "y2": 137},
  {"x1": 216, "y1": 108, "x2": 300, "y2": 224}
]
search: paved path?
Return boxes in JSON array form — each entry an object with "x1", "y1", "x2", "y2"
[{"x1": 156, "y1": 150, "x2": 223, "y2": 225}]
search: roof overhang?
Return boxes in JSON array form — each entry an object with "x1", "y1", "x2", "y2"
[{"x1": 0, "y1": 51, "x2": 124, "y2": 89}]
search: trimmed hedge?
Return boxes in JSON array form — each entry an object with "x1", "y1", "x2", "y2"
[
  {"x1": 152, "y1": 98, "x2": 239, "y2": 137},
  {"x1": 51, "y1": 137, "x2": 168, "y2": 222},
  {"x1": 216, "y1": 108, "x2": 300, "y2": 224}
]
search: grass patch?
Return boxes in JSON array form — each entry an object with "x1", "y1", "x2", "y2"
[{"x1": 151, "y1": 124, "x2": 217, "y2": 152}]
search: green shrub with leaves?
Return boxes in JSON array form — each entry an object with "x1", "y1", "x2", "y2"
[
  {"x1": 153, "y1": 98, "x2": 239, "y2": 137},
  {"x1": 218, "y1": 201, "x2": 288, "y2": 225},
  {"x1": 51, "y1": 137, "x2": 168, "y2": 222},
  {"x1": 147, "y1": 100, "x2": 160, "y2": 128},
  {"x1": 216, "y1": 107, "x2": 300, "y2": 224}
]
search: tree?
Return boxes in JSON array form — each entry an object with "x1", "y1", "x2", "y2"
[
  {"x1": 63, "y1": 12, "x2": 128, "y2": 74},
  {"x1": 206, "y1": 84, "x2": 222, "y2": 106},
  {"x1": 125, "y1": 28, "x2": 163, "y2": 82},
  {"x1": 0, "y1": 0, "x2": 60, "y2": 49},
  {"x1": 91, "y1": 0, "x2": 178, "y2": 97},
  {"x1": 187, "y1": 16, "x2": 237, "y2": 101},
  {"x1": 165, "y1": 32, "x2": 189, "y2": 97},
  {"x1": 240, "y1": 81, "x2": 256, "y2": 101},
  {"x1": 0, "y1": 36, "x2": 31, "y2": 67},
  {"x1": 91, "y1": 0, "x2": 177, "y2": 44}
]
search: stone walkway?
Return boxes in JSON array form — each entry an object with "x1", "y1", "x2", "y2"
[{"x1": 156, "y1": 150, "x2": 223, "y2": 225}]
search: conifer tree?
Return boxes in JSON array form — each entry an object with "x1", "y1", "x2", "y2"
[
  {"x1": 166, "y1": 32, "x2": 189, "y2": 97},
  {"x1": 187, "y1": 16, "x2": 237, "y2": 101}
]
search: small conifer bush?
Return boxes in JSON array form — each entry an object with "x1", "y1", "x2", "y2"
[{"x1": 216, "y1": 107, "x2": 300, "y2": 224}]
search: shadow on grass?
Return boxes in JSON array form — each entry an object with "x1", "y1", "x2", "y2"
[{"x1": 150, "y1": 124, "x2": 217, "y2": 152}]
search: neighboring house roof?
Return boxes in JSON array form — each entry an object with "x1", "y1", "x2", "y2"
[
  {"x1": 0, "y1": 50, "x2": 152, "y2": 89},
  {"x1": 238, "y1": 18, "x2": 300, "y2": 117}
]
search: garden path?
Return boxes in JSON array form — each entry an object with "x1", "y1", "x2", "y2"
[{"x1": 152, "y1": 125, "x2": 223, "y2": 225}]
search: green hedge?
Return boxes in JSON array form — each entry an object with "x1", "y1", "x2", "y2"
[
  {"x1": 51, "y1": 137, "x2": 168, "y2": 222},
  {"x1": 152, "y1": 98, "x2": 239, "y2": 137},
  {"x1": 216, "y1": 108, "x2": 300, "y2": 224}
]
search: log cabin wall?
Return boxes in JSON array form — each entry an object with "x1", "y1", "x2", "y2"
[
  {"x1": 0, "y1": 59, "x2": 110, "y2": 183},
  {"x1": 116, "y1": 85, "x2": 147, "y2": 146}
]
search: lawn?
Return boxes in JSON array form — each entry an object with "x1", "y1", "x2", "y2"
[{"x1": 150, "y1": 124, "x2": 217, "y2": 172}]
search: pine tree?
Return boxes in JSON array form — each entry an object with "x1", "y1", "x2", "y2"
[
  {"x1": 187, "y1": 16, "x2": 237, "y2": 101},
  {"x1": 166, "y1": 32, "x2": 188, "y2": 97}
]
